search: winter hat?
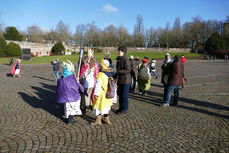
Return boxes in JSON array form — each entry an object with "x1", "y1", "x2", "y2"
[
  {"x1": 88, "y1": 48, "x2": 94, "y2": 58},
  {"x1": 99, "y1": 59, "x2": 110, "y2": 69},
  {"x1": 165, "y1": 53, "x2": 171, "y2": 58},
  {"x1": 142, "y1": 59, "x2": 148, "y2": 63}
]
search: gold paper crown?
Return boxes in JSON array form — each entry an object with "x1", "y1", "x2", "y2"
[
  {"x1": 63, "y1": 59, "x2": 74, "y2": 71},
  {"x1": 88, "y1": 48, "x2": 94, "y2": 57}
]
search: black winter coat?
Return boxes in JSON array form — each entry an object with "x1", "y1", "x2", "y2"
[{"x1": 114, "y1": 55, "x2": 131, "y2": 85}]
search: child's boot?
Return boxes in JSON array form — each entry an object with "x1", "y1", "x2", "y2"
[
  {"x1": 91, "y1": 115, "x2": 102, "y2": 125},
  {"x1": 67, "y1": 115, "x2": 77, "y2": 124},
  {"x1": 104, "y1": 116, "x2": 111, "y2": 125}
]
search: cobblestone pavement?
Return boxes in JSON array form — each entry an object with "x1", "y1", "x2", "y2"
[{"x1": 0, "y1": 60, "x2": 228, "y2": 153}]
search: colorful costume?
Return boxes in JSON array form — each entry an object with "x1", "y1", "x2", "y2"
[
  {"x1": 57, "y1": 60, "x2": 85, "y2": 124},
  {"x1": 93, "y1": 72, "x2": 113, "y2": 115},
  {"x1": 10, "y1": 59, "x2": 21, "y2": 77},
  {"x1": 79, "y1": 59, "x2": 99, "y2": 107},
  {"x1": 91, "y1": 59, "x2": 113, "y2": 125}
]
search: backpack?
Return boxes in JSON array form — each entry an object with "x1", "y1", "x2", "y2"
[
  {"x1": 150, "y1": 62, "x2": 156, "y2": 70},
  {"x1": 106, "y1": 77, "x2": 116, "y2": 99},
  {"x1": 139, "y1": 66, "x2": 149, "y2": 81}
]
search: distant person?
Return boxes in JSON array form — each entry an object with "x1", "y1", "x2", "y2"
[
  {"x1": 129, "y1": 55, "x2": 138, "y2": 93},
  {"x1": 135, "y1": 56, "x2": 141, "y2": 65},
  {"x1": 162, "y1": 55, "x2": 184, "y2": 107},
  {"x1": 224, "y1": 54, "x2": 228, "y2": 62},
  {"x1": 149, "y1": 58, "x2": 158, "y2": 79},
  {"x1": 137, "y1": 58, "x2": 151, "y2": 95},
  {"x1": 181, "y1": 55, "x2": 186, "y2": 88},
  {"x1": 103, "y1": 52, "x2": 115, "y2": 73},
  {"x1": 161, "y1": 54, "x2": 173, "y2": 101},
  {"x1": 144, "y1": 56, "x2": 149, "y2": 60},
  {"x1": 51, "y1": 59, "x2": 60, "y2": 81},
  {"x1": 165, "y1": 53, "x2": 173, "y2": 62},
  {"x1": 9, "y1": 57, "x2": 13, "y2": 66},
  {"x1": 10, "y1": 59, "x2": 21, "y2": 78},
  {"x1": 114, "y1": 46, "x2": 131, "y2": 115}
]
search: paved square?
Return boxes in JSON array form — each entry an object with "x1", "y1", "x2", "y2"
[{"x1": 0, "y1": 60, "x2": 228, "y2": 153}]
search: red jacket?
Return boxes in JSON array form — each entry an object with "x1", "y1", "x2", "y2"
[{"x1": 181, "y1": 57, "x2": 186, "y2": 65}]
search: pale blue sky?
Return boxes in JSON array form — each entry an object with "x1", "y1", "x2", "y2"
[{"x1": 0, "y1": 0, "x2": 228, "y2": 33}]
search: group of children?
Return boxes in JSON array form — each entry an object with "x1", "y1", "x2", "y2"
[
  {"x1": 9, "y1": 51, "x2": 186, "y2": 125},
  {"x1": 56, "y1": 49, "x2": 116, "y2": 125}
]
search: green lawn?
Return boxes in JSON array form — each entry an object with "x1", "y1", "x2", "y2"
[{"x1": 0, "y1": 52, "x2": 200, "y2": 64}]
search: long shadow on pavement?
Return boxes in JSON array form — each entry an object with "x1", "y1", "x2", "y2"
[
  {"x1": 129, "y1": 92, "x2": 162, "y2": 106},
  {"x1": 33, "y1": 75, "x2": 54, "y2": 82},
  {"x1": 130, "y1": 90, "x2": 229, "y2": 119},
  {"x1": 18, "y1": 82, "x2": 65, "y2": 121}
]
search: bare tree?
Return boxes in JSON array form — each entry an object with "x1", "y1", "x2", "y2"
[
  {"x1": 102, "y1": 25, "x2": 118, "y2": 47},
  {"x1": 45, "y1": 29, "x2": 60, "y2": 44},
  {"x1": 75, "y1": 24, "x2": 86, "y2": 46},
  {"x1": 56, "y1": 20, "x2": 71, "y2": 43},
  {"x1": 117, "y1": 25, "x2": 131, "y2": 47},
  {"x1": 226, "y1": 16, "x2": 229, "y2": 22},
  {"x1": 0, "y1": 14, "x2": 4, "y2": 37},
  {"x1": 133, "y1": 14, "x2": 145, "y2": 47},
  {"x1": 171, "y1": 17, "x2": 182, "y2": 47},
  {"x1": 146, "y1": 27, "x2": 159, "y2": 47},
  {"x1": 158, "y1": 22, "x2": 171, "y2": 49},
  {"x1": 27, "y1": 24, "x2": 44, "y2": 43},
  {"x1": 84, "y1": 21, "x2": 101, "y2": 47}
]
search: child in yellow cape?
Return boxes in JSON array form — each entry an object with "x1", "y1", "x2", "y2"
[{"x1": 91, "y1": 59, "x2": 114, "y2": 125}]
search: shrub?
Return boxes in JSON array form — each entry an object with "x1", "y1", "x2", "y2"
[
  {"x1": 5, "y1": 42, "x2": 21, "y2": 56},
  {"x1": 0, "y1": 49, "x2": 5, "y2": 56},
  {"x1": 92, "y1": 48, "x2": 103, "y2": 53},
  {"x1": 51, "y1": 41, "x2": 65, "y2": 55}
]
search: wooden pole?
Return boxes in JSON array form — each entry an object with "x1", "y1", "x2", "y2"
[{"x1": 77, "y1": 47, "x2": 84, "y2": 78}]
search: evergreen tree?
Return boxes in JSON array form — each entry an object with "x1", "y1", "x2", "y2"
[
  {"x1": 0, "y1": 37, "x2": 7, "y2": 56},
  {"x1": 51, "y1": 41, "x2": 65, "y2": 55},
  {"x1": 205, "y1": 32, "x2": 229, "y2": 55},
  {"x1": 4, "y1": 26, "x2": 23, "y2": 41}
]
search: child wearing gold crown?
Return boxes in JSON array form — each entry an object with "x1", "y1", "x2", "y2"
[
  {"x1": 57, "y1": 60, "x2": 86, "y2": 124},
  {"x1": 79, "y1": 49, "x2": 99, "y2": 113}
]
